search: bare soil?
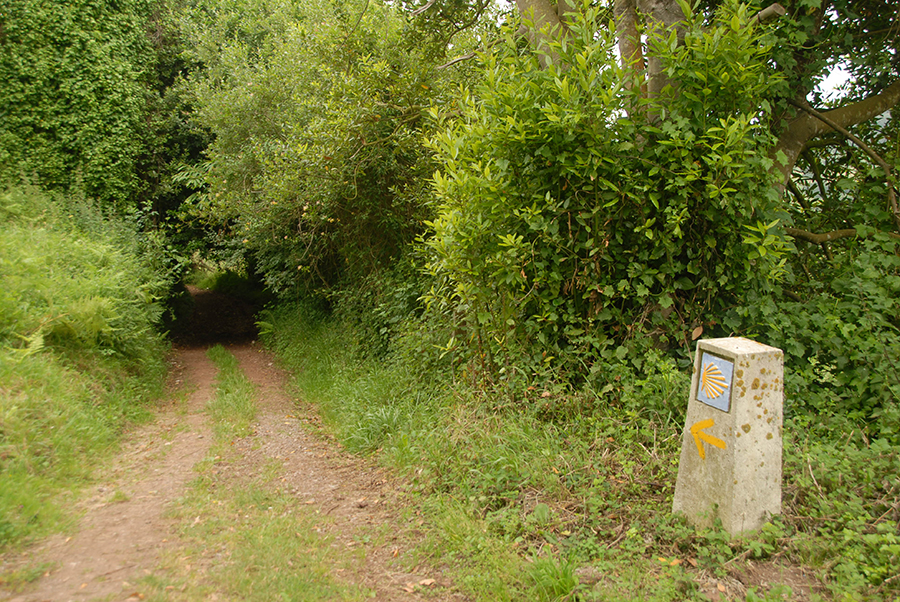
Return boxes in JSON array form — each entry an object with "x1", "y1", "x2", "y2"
[{"x1": 0, "y1": 289, "x2": 460, "y2": 602}]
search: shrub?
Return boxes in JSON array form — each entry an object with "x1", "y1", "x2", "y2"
[{"x1": 425, "y1": 3, "x2": 784, "y2": 381}]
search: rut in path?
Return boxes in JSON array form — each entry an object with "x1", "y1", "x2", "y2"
[{"x1": 3, "y1": 347, "x2": 216, "y2": 602}]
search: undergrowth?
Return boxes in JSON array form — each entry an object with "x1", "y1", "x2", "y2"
[
  {"x1": 0, "y1": 186, "x2": 169, "y2": 550},
  {"x1": 261, "y1": 301, "x2": 899, "y2": 601}
]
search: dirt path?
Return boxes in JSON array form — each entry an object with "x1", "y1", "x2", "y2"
[
  {"x1": 221, "y1": 344, "x2": 452, "y2": 600},
  {"x1": 2, "y1": 291, "x2": 461, "y2": 602},
  {"x1": 2, "y1": 348, "x2": 216, "y2": 602}
]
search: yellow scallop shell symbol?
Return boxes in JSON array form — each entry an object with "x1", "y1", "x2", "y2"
[{"x1": 701, "y1": 362, "x2": 728, "y2": 399}]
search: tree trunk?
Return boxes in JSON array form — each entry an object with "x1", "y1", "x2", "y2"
[
  {"x1": 636, "y1": 0, "x2": 686, "y2": 102},
  {"x1": 515, "y1": 0, "x2": 570, "y2": 66},
  {"x1": 614, "y1": 0, "x2": 645, "y2": 93}
]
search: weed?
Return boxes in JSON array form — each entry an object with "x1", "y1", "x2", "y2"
[
  {"x1": 108, "y1": 490, "x2": 130, "y2": 504},
  {"x1": 529, "y1": 556, "x2": 579, "y2": 601},
  {"x1": 0, "y1": 561, "x2": 54, "y2": 593}
]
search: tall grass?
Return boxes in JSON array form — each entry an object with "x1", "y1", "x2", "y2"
[
  {"x1": 0, "y1": 186, "x2": 169, "y2": 549},
  {"x1": 259, "y1": 302, "x2": 692, "y2": 600},
  {"x1": 261, "y1": 300, "x2": 900, "y2": 600}
]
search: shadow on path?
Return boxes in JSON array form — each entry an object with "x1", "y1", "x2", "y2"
[{"x1": 171, "y1": 285, "x2": 260, "y2": 347}]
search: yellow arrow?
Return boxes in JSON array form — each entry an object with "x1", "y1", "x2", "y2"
[{"x1": 690, "y1": 418, "x2": 727, "y2": 459}]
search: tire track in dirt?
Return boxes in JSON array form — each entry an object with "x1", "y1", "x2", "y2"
[
  {"x1": 3, "y1": 339, "x2": 464, "y2": 601},
  {"x1": 225, "y1": 343, "x2": 463, "y2": 602},
  {"x1": 2, "y1": 348, "x2": 216, "y2": 602}
]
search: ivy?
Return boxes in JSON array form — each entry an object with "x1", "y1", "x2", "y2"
[{"x1": 0, "y1": 0, "x2": 158, "y2": 208}]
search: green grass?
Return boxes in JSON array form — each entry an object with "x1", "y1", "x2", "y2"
[
  {"x1": 0, "y1": 186, "x2": 169, "y2": 552},
  {"x1": 205, "y1": 345, "x2": 257, "y2": 439},
  {"x1": 0, "y1": 561, "x2": 53, "y2": 593},
  {"x1": 259, "y1": 301, "x2": 899, "y2": 601},
  {"x1": 146, "y1": 470, "x2": 369, "y2": 601}
]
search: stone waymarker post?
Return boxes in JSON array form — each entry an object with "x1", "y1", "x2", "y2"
[{"x1": 672, "y1": 338, "x2": 784, "y2": 535}]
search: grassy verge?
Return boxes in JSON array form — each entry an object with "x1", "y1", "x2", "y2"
[
  {"x1": 260, "y1": 302, "x2": 899, "y2": 602},
  {"x1": 0, "y1": 187, "x2": 169, "y2": 556},
  {"x1": 143, "y1": 346, "x2": 368, "y2": 601},
  {"x1": 206, "y1": 345, "x2": 256, "y2": 439}
]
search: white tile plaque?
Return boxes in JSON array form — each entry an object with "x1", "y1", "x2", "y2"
[{"x1": 695, "y1": 352, "x2": 734, "y2": 412}]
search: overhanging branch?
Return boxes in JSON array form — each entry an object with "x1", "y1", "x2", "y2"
[
  {"x1": 772, "y1": 81, "x2": 900, "y2": 189},
  {"x1": 437, "y1": 51, "x2": 477, "y2": 69},
  {"x1": 753, "y1": 3, "x2": 785, "y2": 24},
  {"x1": 410, "y1": 0, "x2": 437, "y2": 17},
  {"x1": 785, "y1": 227, "x2": 900, "y2": 244},
  {"x1": 788, "y1": 99, "x2": 900, "y2": 232}
]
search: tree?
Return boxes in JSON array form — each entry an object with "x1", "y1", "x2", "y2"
[
  {"x1": 420, "y1": 0, "x2": 898, "y2": 426},
  {"x1": 0, "y1": 0, "x2": 152, "y2": 207},
  {"x1": 425, "y1": 1, "x2": 786, "y2": 369},
  {"x1": 414, "y1": 0, "x2": 900, "y2": 234},
  {"x1": 0, "y1": 0, "x2": 208, "y2": 219},
  {"x1": 178, "y1": 0, "x2": 449, "y2": 298}
]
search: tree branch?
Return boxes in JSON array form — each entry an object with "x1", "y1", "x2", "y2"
[
  {"x1": 785, "y1": 227, "x2": 900, "y2": 244},
  {"x1": 800, "y1": 149, "x2": 828, "y2": 201},
  {"x1": 753, "y1": 3, "x2": 785, "y2": 24},
  {"x1": 788, "y1": 98, "x2": 900, "y2": 232},
  {"x1": 410, "y1": 0, "x2": 437, "y2": 17},
  {"x1": 786, "y1": 178, "x2": 810, "y2": 211},
  {"x1": 437, "y1": 51, "x2": 477, "y2": 70},
  {"x1": 772, "y1": 80, "x2": 900, "y2": 189}
]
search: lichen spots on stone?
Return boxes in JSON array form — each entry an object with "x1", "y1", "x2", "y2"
[
  {"x1": 742, "y1": 424, "x2": 751, "y2": 433},
  {"x1": 736, "y1": 369, "x2": 743, "y2": 378},
  {"x1": 751, "y1": 378, "x2": 760, "y2": 390},
  {"x1": 766, "y1": 433, "x2": 773, "y2": 440}
]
